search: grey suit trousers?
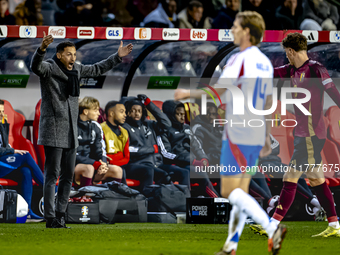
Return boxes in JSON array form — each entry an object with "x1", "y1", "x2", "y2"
[{"x1": 43, "y1": 146, "x2": 76, "y2": 219}]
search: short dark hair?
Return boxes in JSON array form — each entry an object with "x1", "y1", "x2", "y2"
[
  {"x1": 188, "y1": 0, "x2": 203, "y2": 10},
  {"x1": 0, "y1": 99, "x2": 4, "y2": 105},
  {"x1": 56, "y1": 41, "x2": 76, "y2": 53},
  {"x1": 105, "y1": 101, "x2": 120, "y2": 117},
  {"x1": 207, "y1": 102, "x2": 217, "y2": 111},
  {"x1": 282, "y1": 32, "x2": 307, "y2": 52}
]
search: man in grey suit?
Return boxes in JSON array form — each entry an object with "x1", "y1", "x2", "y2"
[{"x1": 31, "y1": 32, "x2": 133, "y2": 228}]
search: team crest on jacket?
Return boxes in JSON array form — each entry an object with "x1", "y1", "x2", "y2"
[
  {"x1": 6, "y1": 156, "x2": 16, "y2": 163},
  {"x1": 91, "y1": 130, "x2": 96, "y2": 144},
  {"x1": 184, "y1": 129, "x2": 192, "y2": 135}
]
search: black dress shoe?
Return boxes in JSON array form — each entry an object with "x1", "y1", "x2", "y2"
[
  {"x1": 46, "y1": 217, "x2": 70, "y2": 229},
  {"x1": 58, "y1": 216, "x2": 71, "y2": 229}
]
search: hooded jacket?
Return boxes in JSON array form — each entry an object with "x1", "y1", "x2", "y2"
[
  {"x1": 258, "y1": 134, "x2": 281, "y2": 164},
  {"x1": 122, "y1": 97, "x2": 171, "y2": 167},
  {"x1": 0, "y1": 120, "x2": 14, "y2": 157},
  {"x1": 159, "y1": 100, "x2": 208, "y2": 167},
  {"x1": 191, "y1": 114, "x2": 223, "y2": 165},
  {"x1": 76, "y1": 118, "x2": 107, "y2": 169}
]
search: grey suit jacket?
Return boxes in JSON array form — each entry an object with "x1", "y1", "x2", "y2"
[{"x1": 31, "y1": 48, "x2": 122, "y2": 148}]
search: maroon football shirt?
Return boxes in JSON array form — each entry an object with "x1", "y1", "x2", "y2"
[{"x1": 274, "y1": 60, "x2": 336, "y2": 139}]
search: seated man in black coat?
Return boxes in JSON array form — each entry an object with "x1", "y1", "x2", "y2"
[
  {"x1": 159, "y1": 100, "x2": 219, "y2": 197},
  {"x1": 123, "y1": 95, "x2": 190, "y2": 189},
  {"x1": 74, "y1": 97, "x2": 123, "y2": 188}
]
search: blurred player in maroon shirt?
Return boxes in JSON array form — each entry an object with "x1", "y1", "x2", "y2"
[{"x1": 251, "y1": 33, "x2": 340, "y2": 237}]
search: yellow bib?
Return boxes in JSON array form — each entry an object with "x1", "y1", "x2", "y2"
[{"x1": 101, "y1": 122, "x2": 129, "y2": 154}]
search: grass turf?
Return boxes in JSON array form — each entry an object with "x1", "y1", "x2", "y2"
[{"x1": 0, "y1": 221, "x2": 339, "y2": 255}]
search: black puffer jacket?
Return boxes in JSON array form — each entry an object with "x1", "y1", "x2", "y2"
[
  {"x1": 76, "y1": 118, "x2": 106, "y2": 165},
  {"x1": 0, "y1": 120, "x2": 14, "y2": 157},
  {"x1": 159, "y1": 100, "x2": 208, "y2": 167},
  {"x1": 191, "y1": 115, "x2": 223, "y2": 165},
  {"x1": 123, "y1": 97, "x2": 171, "y2": 167},
  {"x1": 258, "y1": 134, "x2": 281, "y2": 164}
]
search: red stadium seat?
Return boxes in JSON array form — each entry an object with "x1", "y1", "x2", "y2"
[
  {"x1": 271, "y1": 101, "x2": 296, "y2": 165},
  {"x1": 33, "y1": 99, "x2": 45, "y2": 171},
  {"x1": 0, "y1": 178, "x2": 18, "y2": 186},
  {"x1": 126, "y1": 179, "x2": 140, "y2": 187},
  {"x1": 3, "y1": 100, "x2": 38, "y2": 163},
  {"x1": 320, "y1": 116, "x2": 340, "y2": 186},
  {"x1": 152, "y1": 100, "x2": 163, "y2": 110},
  {"x1": 325, "y1": 106, "x2": 340, "y2": 151}
]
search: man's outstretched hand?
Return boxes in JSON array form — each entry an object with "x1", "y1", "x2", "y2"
[
  {"x1": 259, "y1": 135, "x2": 272, "y2": 158},
  {"x1": 40, "y1": 31, "x2": 53, "y2": 52},
  {"x1": 174, "y1": 89, "x2": 190, "y2": 101},
  {"x1": 118, "y1": 41, "x2": 133, "y2": 58}
]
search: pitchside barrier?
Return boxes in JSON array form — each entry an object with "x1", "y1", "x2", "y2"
[{"x1": 0, "y1": 25, "x2": 339, "y2": 42}]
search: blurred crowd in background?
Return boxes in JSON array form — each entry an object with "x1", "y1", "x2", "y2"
[{"x1": 0, "y1": 0, "x2": 340, "y2": 31}]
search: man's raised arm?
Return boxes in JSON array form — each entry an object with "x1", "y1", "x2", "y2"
[
  {"x1": 79, "y1": 41, "x2": 133, "y2": 77},
  {"x1": 31, "y1": 31, "x2": 54, "y2": 77}
]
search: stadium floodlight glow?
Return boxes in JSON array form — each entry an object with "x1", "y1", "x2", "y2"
[
  {"x1": 18, "y1": 61, "x2": 24, "y2": 69},
  {"x1": 157, "y1": 62, "x2": 163, "y2": 70}
]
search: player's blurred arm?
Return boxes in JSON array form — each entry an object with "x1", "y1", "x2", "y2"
[
  {"x1": 260, "y1": 95, "x2": 273, "y2": 158},
  {"x1": 174, "y1": 87, "x2": 226, "y2": 101},
  {"x1": 315, "y1": 65, "x2": 340, "y2": 108}
]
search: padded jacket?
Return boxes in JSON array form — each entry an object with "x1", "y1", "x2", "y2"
[
  {"x1": 159, "y1": 100, "x2": 208, "y2": 167},
  {"x1": 123, "y1": 98, "x2": 171, "y2": 167},
  {"x1": 76, "y1": 118, "x2": 107, "y2": 169}
]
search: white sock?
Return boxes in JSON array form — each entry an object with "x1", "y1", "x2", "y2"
[
  {"x1": 228, "y1": 188, "x2": 277, "y2": 238},
  {"x1": 310, "y1": 197, "x2": 321, "y2": 208},
  {"x1": 236, "y1": 210, "x2": 247, "y2": 238},
  {"x1": 270, "y1": 217, "x2": 280, "y2": 228},
  {"x1": 224, "y1": 205, "x2": 240, "y2": 251},
  {"x1": 329, "y1": 221, "x2": 340, "y2": 229}
]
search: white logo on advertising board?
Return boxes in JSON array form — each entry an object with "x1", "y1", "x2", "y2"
[
  {"x1": 134, "y1": 28, "x2": 151, "y2": 40},
  {"x1": 190, "y1": 29, "x2": 207, "y2": 41},
  {"x1": 0, "y1": 26, "x2": 8, "y2": 38},
  {"x1": 218, "y1": 29, "x2": 234, "y2": 41},
  {"x1": 302, "y1": 30, "x2": 318, "y2": 42},
  {"x1": 106, "y1": 27, "x2": 123, "y2": 39},
  {"x1": 77, "y1": 27, "x2": 95, "y2": 39},
  {"x1": 162, "y1": 28, "x2": 180, "y2": 40},
  {"x1": 19, "y1": 26, "x2": 37, "y2": 38},
  {"x1": 48, "y1": 26, "x2": 66, "y2": 38}
]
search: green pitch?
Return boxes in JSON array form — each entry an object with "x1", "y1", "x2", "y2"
[{"x1": 0, "y1": 222, "x2": 339, "y2": 255}]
